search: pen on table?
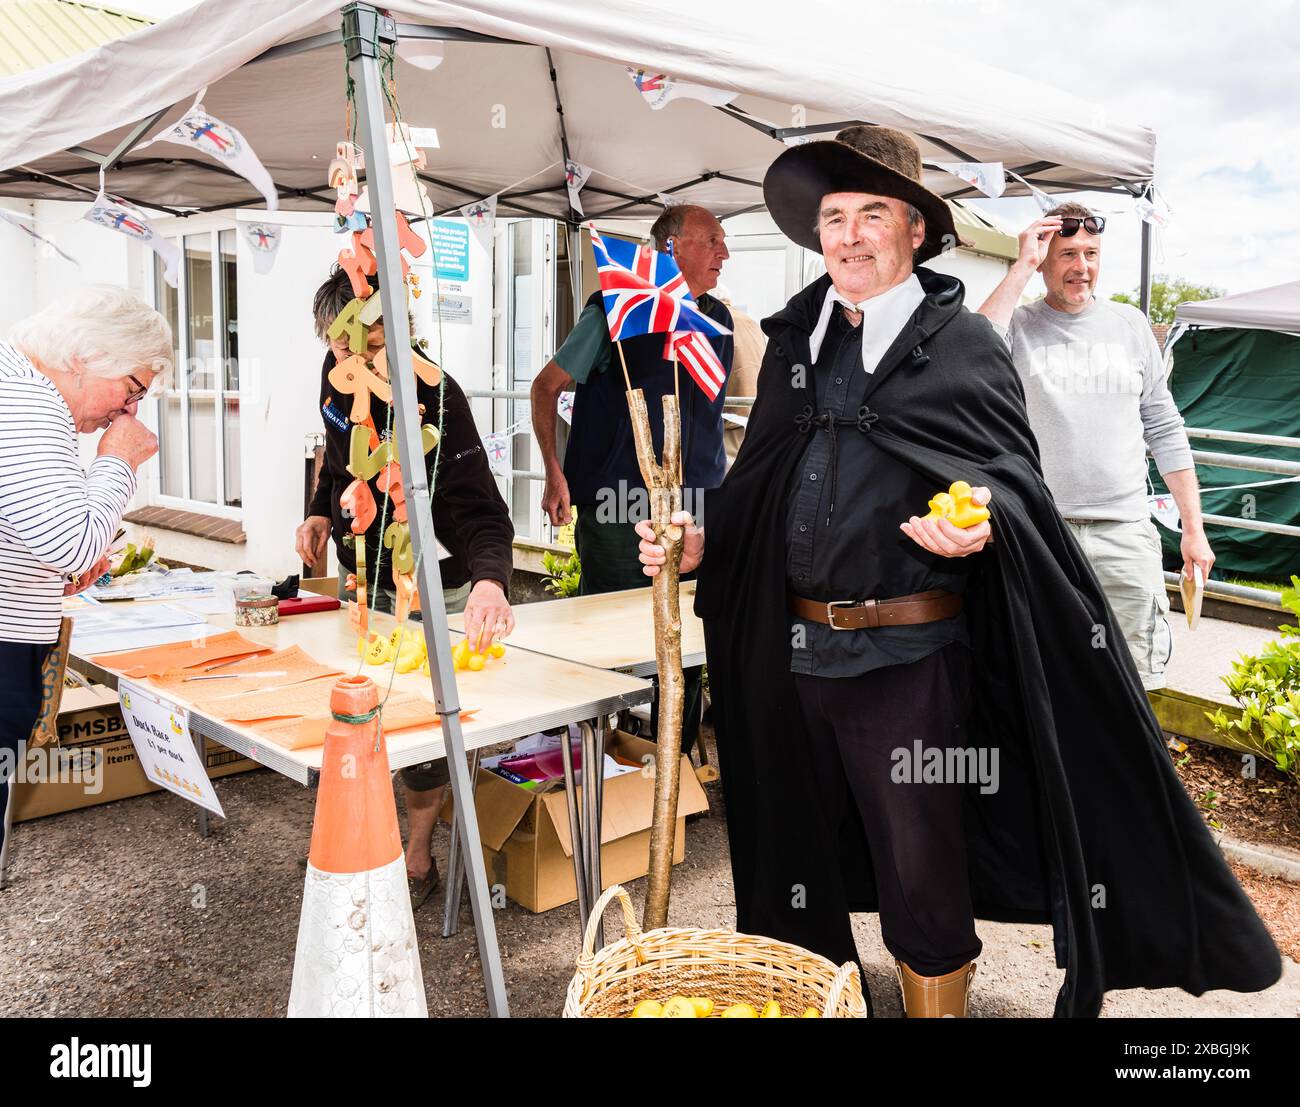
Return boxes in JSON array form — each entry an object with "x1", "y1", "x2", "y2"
[
  {"x1": 201, "y1": 651, "x2": 271, "y2": 672},
  {"x1": 183, "y1": 671, "x2": 288, "y2": 682}
]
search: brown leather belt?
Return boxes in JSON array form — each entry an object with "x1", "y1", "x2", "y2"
[{"x1": 788, "y1": 588, "x2": 963, "y2": 631}]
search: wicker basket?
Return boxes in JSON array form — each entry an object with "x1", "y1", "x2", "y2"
[{"x1": 563, "y1": 885, "x2": 867, "y2": 1018}]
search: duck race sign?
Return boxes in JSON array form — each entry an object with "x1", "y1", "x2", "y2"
[{"x1": 117, "y1": 680, "x2": 225, "y2": 818}]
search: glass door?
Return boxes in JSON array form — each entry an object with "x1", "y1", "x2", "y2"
[{"x1": 493, "y1": 219, "x2": 557, "y2": 542}]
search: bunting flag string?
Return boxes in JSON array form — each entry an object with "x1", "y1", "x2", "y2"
[
  {"x1": 1005, "y1": 170, "x2": 1059, "y2": 214},
  {"x1": 925, "y1": 159, "x2": 1006, "y2": 199},
  {"x1": 0, "y1": 207, "x2": 79, "y2": 266}
]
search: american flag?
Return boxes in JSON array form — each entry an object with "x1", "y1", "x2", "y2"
[{"x1": 589, "y1": 227, "x2": 730, "y2": 399}]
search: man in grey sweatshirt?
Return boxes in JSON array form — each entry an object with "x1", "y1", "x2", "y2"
[{"x1": 978, "y1": 202, "x2": 1214, "y2": 690}]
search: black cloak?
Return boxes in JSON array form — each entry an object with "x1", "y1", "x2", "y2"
[{"x1": 695, "y1": 268, "x2": 1281, "y2": 1017}]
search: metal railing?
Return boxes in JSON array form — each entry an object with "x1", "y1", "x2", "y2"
[{"x1": 1183, "y1": 428, "x2": 1300, "y2": 540}]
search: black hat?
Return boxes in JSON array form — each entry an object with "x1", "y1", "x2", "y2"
[{"x1": 764, "y1": 125, "x2": 959, "y2": 263}]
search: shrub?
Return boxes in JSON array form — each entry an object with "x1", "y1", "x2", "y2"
[
  {"x1": 1205, "y1": 575, "x2": 1300, "y2": 784},
  {"x1": 541, "y1": 550, "x2": 581, "y2": 598}
]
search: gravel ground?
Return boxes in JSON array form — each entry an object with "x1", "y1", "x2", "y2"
[{"x1": 2, "y1": 736, "x2": 1297, "y2": 1018}]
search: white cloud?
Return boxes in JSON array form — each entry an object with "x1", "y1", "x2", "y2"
[{"x1": 936, "y1": 0, "x2": 1300, "y2": 296}]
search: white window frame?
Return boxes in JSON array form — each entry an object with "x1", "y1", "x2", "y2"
[
  {"x1": 145, "y1": 218, "x2": 242, "y2": 521},
  {"x1": 492, "y1": 217, "x2": 555, "y2": 543}
]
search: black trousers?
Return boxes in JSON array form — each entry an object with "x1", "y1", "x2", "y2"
[
  {"x1": 0, "y1": 641, "x2": 52, "y2": 860},
  {"x1": 793, "y1": 641, "x2": 982, "y2": 977},
  {"x1": 574, "y1": 510, "x2": 703, "y2": 758}
]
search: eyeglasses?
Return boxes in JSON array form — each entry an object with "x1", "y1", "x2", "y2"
[
  {"x1": 1057, "y1": 216, "x2": 1106, "y2": 237},
  {"x1": 123, "y1": 374, "x2": 152, "y2": 405}
]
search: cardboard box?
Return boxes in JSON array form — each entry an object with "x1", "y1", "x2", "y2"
[
  {"x1": 444, "y1": 730, "x2": 709, "y2": 913},
  {"x1": 10, "y1": 685, "x2": 260, "y2": 823}
]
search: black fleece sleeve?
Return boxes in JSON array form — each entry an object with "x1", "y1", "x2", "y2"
[{"x1": 428, "y1": 373, "x2": 515, "y2": 595}]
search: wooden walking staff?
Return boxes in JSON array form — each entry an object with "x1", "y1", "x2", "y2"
[{"x1": 616, "y1": 341, "x2": 686, "y2": 930}]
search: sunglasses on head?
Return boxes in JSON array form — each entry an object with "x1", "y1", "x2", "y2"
[{"x1": 1057, "y1": 215, "x2": 1106, "y2": 237}]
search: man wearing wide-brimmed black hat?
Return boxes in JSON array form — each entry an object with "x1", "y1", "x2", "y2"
[{"x1": 638, "y1": 126, "x2": 1280, "y2": 1018}]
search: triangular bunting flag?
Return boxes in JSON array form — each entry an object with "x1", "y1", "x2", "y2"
[
  {"x1": 84, "y1": 190, "x2": 181, "y2": 286},
  {"x1": 625, "y1": 68, "x2": 735, "y2": 109},
  {"x1": 564, "y1": 160, "x2": 592, "y2": 218},
  {"x1": 240, "y1": 221, "x2": 282, "y2": 275},
  {"x1": 153, "y1": 105, "x2": 279, "y2": 212},
  {"x1": 460, "y1": 195, "x2": 497, "y2": 253}
]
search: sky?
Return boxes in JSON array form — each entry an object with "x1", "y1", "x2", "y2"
[
  {"x1": 117, "y1": 0, "x2": 1298, "y2": 299},
  {"x1": 947, "y1": 0, "x2": 1300, "y2": 299}
]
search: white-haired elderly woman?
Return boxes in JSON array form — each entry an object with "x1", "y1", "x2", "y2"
[{"x1": 1, "y1": 284, "x2": 167, "y2": 855}]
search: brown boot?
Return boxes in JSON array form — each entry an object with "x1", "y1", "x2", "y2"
[{"x1": 895, "y1": 959, "x2": 976, "y2": 1018}]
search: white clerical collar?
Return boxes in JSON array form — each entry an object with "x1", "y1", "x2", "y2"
[{"x1": 808, "y1": 274, "x2": 926, "y2": 365}]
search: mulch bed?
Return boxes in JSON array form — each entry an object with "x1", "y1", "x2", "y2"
[
  {"x1": 1225, "y1": 860, "x2": 1300, "y2": 965},
  {"x1": 1169, "y1": 739, "x2": 1300, "y2": 964},
  {"x1": 1169, "y1": 738, "x2": 1300, "y2": 853}
]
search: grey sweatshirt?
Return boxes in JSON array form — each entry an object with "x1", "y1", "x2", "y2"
[{"x1": 998, "y1": 296, "x2": 1193, "y2": 521}]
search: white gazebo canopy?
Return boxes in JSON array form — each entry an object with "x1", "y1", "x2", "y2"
[
  {"x1": 1174, "y1": 280, "x2": 1300, "y2": 333},
  {"x1": 0, "y1": 0, "x2": 1156, "y2": 220}
]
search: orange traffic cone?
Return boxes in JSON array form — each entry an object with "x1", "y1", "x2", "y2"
[{"x1": 288, "y1": 675, "x2": 427, "y2": 1017}]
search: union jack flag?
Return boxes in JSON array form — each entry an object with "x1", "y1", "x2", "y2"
[{"x1": 589, "y1": 226, "x2": 730, "y2": 399}]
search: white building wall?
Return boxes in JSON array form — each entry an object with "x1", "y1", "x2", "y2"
[{"x1": 0, "y1": 199, "x2": 39, "y2": 331}]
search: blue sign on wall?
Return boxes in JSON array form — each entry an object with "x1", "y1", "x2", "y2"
[{"x1": 430, "y1": 220, "x2": 470, "y2": 282}]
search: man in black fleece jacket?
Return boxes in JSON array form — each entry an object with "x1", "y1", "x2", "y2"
[{"x1": 294, "y1": 267, "x2": 515, "y2": 906}]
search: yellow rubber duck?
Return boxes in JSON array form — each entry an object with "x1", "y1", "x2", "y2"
[
  {"x1": 362, "y1": 634, "x2": 395, "y2": 666},
  {"x1": 924, "y1": 479, "x2": 990, "y2": 528},
  {"x1": 453, "y1": 638, "x2": 504, "y2": 672},
  {"x1": 630, "y1": 1000, "x2": 663, "y2": 1018},
  {"x1": 395, "y1": 641, "x2": 426, "y2": 674},
  {"x1": 661, "y1": 996, "x2": 698, "y2": 1018}
]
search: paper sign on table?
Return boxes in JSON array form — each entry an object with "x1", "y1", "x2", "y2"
[{"x1": 118, "y1": 679, "x2": 225, "y2": 818}]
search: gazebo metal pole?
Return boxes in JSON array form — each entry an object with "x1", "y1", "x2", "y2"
[
  {"x1": 343, "y1": 2, "x2": 509, "y2": 1019},
  {"x1": 1139, "y1": 216, "x2": 1154, "y2": 318}
]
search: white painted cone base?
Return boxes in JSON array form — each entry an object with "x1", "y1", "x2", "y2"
[{"x1": 288, "y1": 855, "x2": 427, "y2": 1018}]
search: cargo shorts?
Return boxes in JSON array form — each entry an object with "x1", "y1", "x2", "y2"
[
  {"x1": 337, "y1": 574, "x2": 473, "y2": 791},
  {"x1": 1065, "y1": 517, "x2": 1173, "y2": 691}
]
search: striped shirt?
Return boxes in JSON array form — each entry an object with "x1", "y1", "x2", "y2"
[{"x1": 0, "y1": 342, "x2": 136, "y2": 643}]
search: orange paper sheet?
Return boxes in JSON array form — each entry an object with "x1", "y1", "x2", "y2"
[
  {"x1": 152, "y1": 645, "x2": 343, "y2": 696},
  {"x1": 91, "y1": 631, "x2": 267, "y2": 679},
  {"x1": 189, "y1": 675, "x2": 342, "y2": 723},
  {"x1": 250, "y1": 693, "x2": 456, "y2": 750}
]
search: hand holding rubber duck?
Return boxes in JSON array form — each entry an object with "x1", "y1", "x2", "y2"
[{"x1": 900, "y1": 480, "x2": 993, "y2": 558}]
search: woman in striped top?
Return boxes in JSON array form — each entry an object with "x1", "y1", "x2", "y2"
[{"x1": 1, "y1": 285, "x2": 170, "y2": 856}]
